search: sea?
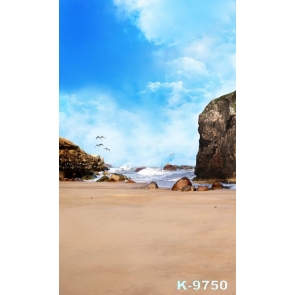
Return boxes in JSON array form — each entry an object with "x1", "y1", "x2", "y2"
[{"x1": 86, "y1": 165, "x2": 236, "y2": 190}]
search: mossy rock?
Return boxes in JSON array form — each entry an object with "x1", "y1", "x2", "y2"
[
  {"x1": 110, "y1": 173, "x2": 128, "y2": 181},
  {"x1": 96, "y1": 175, "x2": 109, "y2": 182}
]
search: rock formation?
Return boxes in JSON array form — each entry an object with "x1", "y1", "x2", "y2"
[
  {"x1": 194, "y1": 91, "x2": 236, "y2": 181},
  {"x1": 59, "y1": 137, "x2": 108, "y2": 179}
]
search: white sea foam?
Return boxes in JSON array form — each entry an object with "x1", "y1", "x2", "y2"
[
  {"x1": 167, "y1": 177, "x2": 183, "y2": 182},
  {"x1": 137, "y1": 167, "x2": 166, "y2": 176},
  {"x1": 83, "y1": 178, "x2": 99, "y2": 182},
  {"x1": 118, "y1": 165, "x2": 133, "y2": 170},
  {"x1": 93, "y1": 165, "x2": 236, "y2": 189}
]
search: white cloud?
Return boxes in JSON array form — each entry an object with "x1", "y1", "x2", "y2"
[
  {"x1": 146, "y1": 81, "x2": 162, "y2": 91},
  {"x1": 59, "y1": 87, "x2": 206, "y2": 167},
  {"x1": 113, "y1": 0, "x2": 236, "y2": 95},
  {"x1": 59, "y1": 1, "x2": 236, "y2": 167},
  {"x1": 166, "y1": 57, "x2": 209, "y2": 84},
  {"x1": 113, "y1": 0, "x2": 235, "y2": 45}
]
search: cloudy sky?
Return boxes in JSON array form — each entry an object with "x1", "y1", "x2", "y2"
[{"x1": 59, "y1": 0, "x2": 236, "y2": 167}]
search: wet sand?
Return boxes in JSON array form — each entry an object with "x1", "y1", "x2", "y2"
[{"x1": 60, "y1": 182, "x2": 236, "y2": 295}]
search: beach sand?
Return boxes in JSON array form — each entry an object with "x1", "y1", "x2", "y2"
[{"x1": 60, "y1": 182, "x2": 236, "y2": 295}]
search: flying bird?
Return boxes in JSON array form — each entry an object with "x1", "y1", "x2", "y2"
[
  {"x1": 96, "y1": 144, "x2": 103, "y2": 147},
  {"x1": 169, "y1": 153, "x2": 174, "y2": 156},
  {"x1": 96, "y1": 136, "x2": 106, "y2": 139},
  {"x1": 104, "y1": 148, "x2": 110, "y2": 151}
]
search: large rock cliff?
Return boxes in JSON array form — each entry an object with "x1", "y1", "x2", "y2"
[
  {"x1": 194, "y1": 91, "x2": 236, "y2": 181},
  {"x1": 59, "y1": 137, "x2": 107, "y2": 179}
]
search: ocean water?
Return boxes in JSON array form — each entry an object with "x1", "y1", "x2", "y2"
[{"x1": 88, "y1": 166, "x2": 236, "y2": 190}]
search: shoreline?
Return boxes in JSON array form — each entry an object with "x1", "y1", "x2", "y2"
[
  {"x1": 60, "y1": 182, "x2": 236, "y2": 294},
  {"x1": 60, "y1": 178, "x2": 237, "y2": 187}
]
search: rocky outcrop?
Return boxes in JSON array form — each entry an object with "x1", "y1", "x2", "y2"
[
  {"x1": 194, "y1": 91, "x2": 236, "y2": 181},
  {"x1": 59, "y1": 137, "x2": 108, "y2": 179}
]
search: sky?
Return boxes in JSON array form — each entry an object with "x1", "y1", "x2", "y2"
[{"x1": 59, "y1": 0, "x2": 236, "y2": 167}]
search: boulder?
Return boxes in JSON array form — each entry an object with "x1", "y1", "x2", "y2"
[
  {"x1": 211, "y1": 182, "x2": 224, "y2": 190},
  {"x1": 181, "y1": 185, "x2": 195, "y2": 192},
  {"x1": 135, "y1": 166, "x2": 146, "y2": 172},
  {"x1": 126, "y1": 179, "x2": 136, "y2": 183},
  {"x1": 163, "y1": 164, "x2": 178, "y2": 171},
  {"x1": 96, "y1": 175, "x2": 109, "y2": 182},
  {"x1": 107, "y1": 178, "x2": 116, "y2": 182},
  {"x1": 197, "y1": 186, "x2": 209, "y2": 191},
  {"x1": 148, "y1": 181, "x2": 159, "y2": 189},
  {"x1": 110, "y1": 173, "x2": 127, "y2": 181},
  {"x1": 171, "y1": 177, "x2": 192, "y2": 191}
]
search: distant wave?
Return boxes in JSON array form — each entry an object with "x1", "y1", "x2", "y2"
[{"x1": 137, "y1": 168, "x2": 166, "y2": 176}]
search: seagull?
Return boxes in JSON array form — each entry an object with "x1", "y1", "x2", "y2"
[
  {"x1": 96, "y1": 144, "x2": 103, "y2": 147},
  {"x1": 96, "y1": 136, "x2": 106, "y2": 139},
  {"x1": 104, "y1": 148, "x2": 110, "y2": 151},
  {"x1": 169, "y1": 153, "x2": 174, "y2": 156}
]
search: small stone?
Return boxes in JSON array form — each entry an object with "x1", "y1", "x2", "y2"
[
  {"x1": 197, "y1": 186, "x2": 208, "y2": 191},
  {"x1": 148, "y1": 181, "x2": 159, "y2": 189},
  {"x1": 181, "y1": 185, "x2": 193, "y2": 192}
]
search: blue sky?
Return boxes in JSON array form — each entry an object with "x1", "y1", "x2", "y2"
[{"x1": 59, "y1": 0, "x2": 236, "y2": 167}]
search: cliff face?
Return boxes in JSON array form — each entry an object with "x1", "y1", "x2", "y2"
[
  {"x1": 59, "y1": 137, "x2": 107, "y2": 179},
  {"x1": 194, "y1": 91, "x2": 236, "y2": 181}
]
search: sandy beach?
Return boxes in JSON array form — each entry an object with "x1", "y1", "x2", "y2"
[{"x1": 60, "y1": 182, "x2": 236, "y2": 295}]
